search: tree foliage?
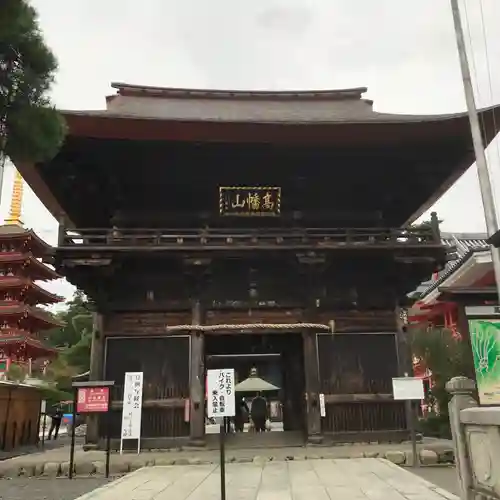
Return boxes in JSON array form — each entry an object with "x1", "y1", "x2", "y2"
[
  {"x1": 46, "y1": 290, "x2": 93, "y2": 376},
  {"x1": 411, "y1": 326, "x2": 474, "y2": 416},
  {"x1": 6, "y1": 362, "x2": 27, "y2": 382},
  {"x1": 0, "y1": 0, "x2": 66, "y2": 161}
]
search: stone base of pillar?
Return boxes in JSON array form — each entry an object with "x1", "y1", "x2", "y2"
[
  {"x1": 187, "y1": 437, "x2": 206, "y2": 448},
  {"x1": 307, "y1": 433, "x2": 324, "y2": 445}
]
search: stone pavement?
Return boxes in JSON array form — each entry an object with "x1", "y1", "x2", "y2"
[
  {"x1": 0, "y1": 438, "x2": 455, "y2": 478},
  {"x1": 73, "y1": 459, "x2": 459, "y2": 500}
]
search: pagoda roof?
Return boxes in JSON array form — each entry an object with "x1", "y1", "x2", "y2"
[
  {"x1": 0, "y1": 329, "x2": 58, "y2": 359},
  {"x1": 0, "y1": 253, "x2": 61, "y2": 280},
  {"x1": 0, "y1": 277, "x2": 63, "y2": 304},
  {"x1": 14, "y1": 83, "x2": 500, "y2": 227},
  {"x1": 0, "y1": 225, "x2": 52, "y2": 257},
  {"x1": 0, "y1": 303, "x2": 64, "y2": 329}
]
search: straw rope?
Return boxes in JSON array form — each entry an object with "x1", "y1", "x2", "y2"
[{"x1": 165, "y1": 322, "x2": 330, "y2": 332}]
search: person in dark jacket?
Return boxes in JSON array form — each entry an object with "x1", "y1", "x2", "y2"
[
  {"x1": 250, "y1": 393, "x2": 267, "y2": 432},
  {"x1": 48, "y1": 404, "x2": 64, "y2": 440},
  {"x1": 233, "y1": 397, "x2": 249, "y2": 432}
]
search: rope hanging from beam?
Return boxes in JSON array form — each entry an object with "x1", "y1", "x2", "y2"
[{"x1": 165, "y1": 323, "x2": 331, "y2": 332}]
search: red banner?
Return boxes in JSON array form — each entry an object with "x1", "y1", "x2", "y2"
[{"x1": 77, "y1": 387, "x2": 110, "y2": 413}]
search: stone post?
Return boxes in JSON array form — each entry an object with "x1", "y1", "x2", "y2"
[{"x1": 446, "y1": 376, "x2": 478, "y2": 500}]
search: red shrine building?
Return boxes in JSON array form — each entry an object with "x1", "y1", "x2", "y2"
[
  {"x1": 13, "y1": 83, "x2": 500, "y2": 447},
  {"x1": 0, "y1": 172, "x2": 62, "y2": 375},
  {"x1": 409, "y1": 232, "x2": 493, "y2": 380}
]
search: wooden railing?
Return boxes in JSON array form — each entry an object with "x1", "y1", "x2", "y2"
[{"x1": 60, "y1": 226, "x2": 440, "y2": 250}]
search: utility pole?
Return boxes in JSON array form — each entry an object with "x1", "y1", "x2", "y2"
[{"x1": 450, "y1": 0, "x2": 500, "y2": 302}]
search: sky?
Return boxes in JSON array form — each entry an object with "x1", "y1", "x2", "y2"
[{"x1": 3, "y1": 0, "x2": 500, "y2": 301}]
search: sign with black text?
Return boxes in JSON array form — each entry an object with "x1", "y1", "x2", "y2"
[
  {"x1": 219, "y1": 187, "x2": 281, "y2": 217},
  {"x1": 120, "y1": 372, "x2": 144, "y2": 454},
  {"x1": 206, "y1": 369, "x2": 236, "y2": 418}
]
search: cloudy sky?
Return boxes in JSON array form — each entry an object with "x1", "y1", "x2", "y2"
[{"x1": 3, "y1": 0, "x2": 500, "y2": 300}]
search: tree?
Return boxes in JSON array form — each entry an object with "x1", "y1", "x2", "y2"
[
  {"x1": 0, "y1": 0, "x2": 65, "y2": 162},
  {"x1": 47, "y1": 291, "x2": 93, "y2": 349},
  {"x1": 411, "y1": 326, "x2": 474, "y2": 437},
  {"x1": 46, "y1": 290, "x2": 93, "y2": 374},
  {"x1": 5, "y1": 362, "x2": 26, "y2": 382}
]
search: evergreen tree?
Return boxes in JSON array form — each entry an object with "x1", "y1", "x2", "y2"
[
  {"x1": 1, "y1": 0, "x2": 65, "y2": 161},
  {"x1": 46, "y1": 290, "x2": 93, "y2": 374}
]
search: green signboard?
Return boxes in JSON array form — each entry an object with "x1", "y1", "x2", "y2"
[{"x1": 469, "y1": 318, "x2": 500, "y2": 405}]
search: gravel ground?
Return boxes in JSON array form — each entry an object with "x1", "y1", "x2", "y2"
[
  {"x1": 410, "y1": 466, "x2": 459, "y2": 496},
  {"x1": 0, "y1": 477, "x2": 115, "y2": 500}
]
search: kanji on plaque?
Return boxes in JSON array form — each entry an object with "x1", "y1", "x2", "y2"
[{"x1": 77, "y1": 387, "x2": 110, "y2": 413}]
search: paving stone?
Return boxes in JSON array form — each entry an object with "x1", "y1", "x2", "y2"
[
  {"x1": 18, "y1": 464, "x2": 36, "y2": 477},
  {"x1": 34, "y1": 463, "x2": 45, "y2": 476},
  {"x1": 154, "y1": 457, "x2": 175, "y2": 466},
  {"x1": 420, "y1": 449, "x2": 439, "y2": 465},
  {"x1": 58, "y1": 459, "x2": 459, "y2": 500},
  {"x1": 41, "y1": 461, "x2": 60, "y2": 477},
  {"x1": 75, "y1": 460, "x2": 96, "y2": 475},
  {"x1": 60, "y1": 461, "x2": 75, "y2": 477},
  {"x1": 94, "y1": 460, "x2": 129, "y2": 475},
  {"x1": 404, "y1": 451, "x2": 418, "y2": 466},
  {"x1": 364, "y1": 451, "x2": 379, "y2": 458},
  {"x1": 385, "y1": 450, "x2": 406, "y2": 465},
  {"x1": 437, "y1": 449, "x2": 455, "y2": 463},
  {"x1": 0, "y1": 465, "x2": 20, "y2": 478}
]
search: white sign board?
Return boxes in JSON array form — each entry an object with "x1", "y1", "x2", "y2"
[
  {"x1": 319, "y1": 393, "x2": 326, "y2": 417},
  {"x1": 392, "y1": 377, "x2": 425, "y2": 401},
  {"x1": 206, "y1": 369, "x2": 235, "y2": 418},
  {"x1": 120, "y1": 371, "x2": 143, "y2": 454},
  {"x1": 40, "y1": 399, "x2": 47, "y2": 414}
]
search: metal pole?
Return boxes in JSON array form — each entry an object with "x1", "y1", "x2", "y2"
[
  {"x1": 450, "y1": 0, "x2": 500, "y2": 303},
  {"x1": 219, "y1": 417, "x2": 226, "y2": 500},
  {"x1": 69, "y1": 390, "x2": 77, "y2": 479}
]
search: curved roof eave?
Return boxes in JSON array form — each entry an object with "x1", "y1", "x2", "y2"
[{"x1": 59, "y1": 105, "x2": 500, "y2": 125}]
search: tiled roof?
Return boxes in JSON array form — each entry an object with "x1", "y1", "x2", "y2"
[{"x1": 415, "y1": 232, "x2": 489, "y2": 299}]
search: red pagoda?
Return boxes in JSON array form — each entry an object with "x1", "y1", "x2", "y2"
[{"x1": 0, "y1": 170, "x2": 62, "y2": 371}]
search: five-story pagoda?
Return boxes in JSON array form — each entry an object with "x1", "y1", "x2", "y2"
[{"x1": 0, "y1": 170, "x2": 62, "y2": 372}]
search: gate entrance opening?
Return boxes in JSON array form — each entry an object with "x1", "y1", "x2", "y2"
[{"x1": 204, "y1": 333, "x2": 305, "y2": 435}]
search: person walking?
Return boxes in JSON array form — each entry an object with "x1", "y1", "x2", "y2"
[
  {"x1": 233, "y1": 397, "x2": 249, "y2": 432},
  {"x1": 250, "y1": 393, "x2": 267, "y2": 433},
  {"x1": 48, "y1": 403, "x2": 64, "y2": 440}
]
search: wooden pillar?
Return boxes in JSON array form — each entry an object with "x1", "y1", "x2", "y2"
[
  {"x1": 86, "y1": 312, "x2": 104, "y2": 445},
  {"x1": 57, "y1": 215, "x2": 67, "y2": 246},
  {"x1": 189, "y1": 300, "x2": 205, "y2": 445},
  {"x1": 395, "y1": 303, "x2": 414, "y2": 437},
  {"x1": 303, "y1": 328, "x2": 322, "y2": 442},
  {"x1": 394, "y1": 304, "x2": 413, "y2": 377}
]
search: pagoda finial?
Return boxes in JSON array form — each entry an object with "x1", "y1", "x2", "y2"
[{"x1": 4, "y1": 169, "x2": 23, "y2": 226}]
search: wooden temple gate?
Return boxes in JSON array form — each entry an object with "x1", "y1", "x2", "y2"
[{"x1": 94, "y1": 306, "x2": 411, "y2": 446}]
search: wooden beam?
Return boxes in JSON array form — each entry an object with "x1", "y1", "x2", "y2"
[{"x1": 324, "y1": 393, "x2": 393, "y2": 403}]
